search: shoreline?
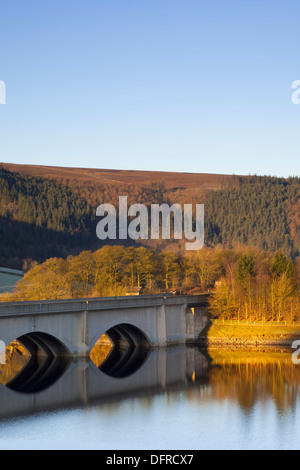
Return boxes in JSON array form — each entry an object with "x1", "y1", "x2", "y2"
[{"x1": 198, "y1": 320, "x2": 300, "y2": 348}]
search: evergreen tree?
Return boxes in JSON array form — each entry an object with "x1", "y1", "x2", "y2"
[
  {"x1": 272, "y1": 250, "x2": 288, "y2": 278},
  {"x1": 236, "y1": 254, "x2": 256, "y2": 284}
]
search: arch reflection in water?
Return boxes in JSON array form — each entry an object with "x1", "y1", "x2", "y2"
[
  {"x1": 5, "y1": 332, "x2": 72, "y2": 394},
  {"x1": 91, "y1": 323, "x2": 151, "y2": 378}
]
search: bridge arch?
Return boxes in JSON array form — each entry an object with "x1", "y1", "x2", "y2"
[
  {"x1": 90, "y1": 322, "x2": 151, "y2": 352},
  {"x1": 17, "y1": 331, "x2": 72, "y2": 358},
  {"x1": 90, "y1": 323, "x2": 151, "y2": 378},
  {"x1": 1, "y1": 332, "x2": 72, "y2": 394}
]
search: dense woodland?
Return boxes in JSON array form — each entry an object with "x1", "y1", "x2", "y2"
[
  {"x1": 0, "y1": 165, "x2": 299, "y2": 319},
  {"x1": 1, "y1": 245, "x2": 299, "y2": 322},
  {"x1": 0, "y1": 167, "x2": 170, "y2": 269},
  {"x1": 0, "y1": 167, "x2": 96, "y2": 268},
  {"x1": 0, "y1": 167, "x2": 299, "y2": 270},
  {"x1": 205, "y1": 175, "x2": 300, "y2": 258},
  {"x1": 209, "y1": 247, "x2": 300, "y2": 322}
]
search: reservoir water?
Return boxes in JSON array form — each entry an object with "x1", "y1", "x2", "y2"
[{"x1": 0, "y1": 345, "x2": 299, "y2": 450}]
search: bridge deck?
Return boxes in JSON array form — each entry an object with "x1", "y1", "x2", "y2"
[{"x1": 0, "y1": 294, "x2": 210, "y2": 318}]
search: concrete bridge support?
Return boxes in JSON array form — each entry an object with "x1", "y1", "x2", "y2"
[{"x1": 0, "y1": 294, "x2": 210, "y2": 358}]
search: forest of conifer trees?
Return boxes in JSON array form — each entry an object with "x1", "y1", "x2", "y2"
[{"x1": 0, "y1": 166, "x2": 299, "y2": 270}]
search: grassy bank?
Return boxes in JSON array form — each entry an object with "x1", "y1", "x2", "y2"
[{"x1": 199, "y1": 320, "x2": 300, "y2": 347}]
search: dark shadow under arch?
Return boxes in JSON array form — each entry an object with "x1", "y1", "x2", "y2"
[
  {"x1": 6, "y1": 332, "x2": 72, "y2": 394},
  {"x1": 97, "y1": 323, "x2": 151, "y2": 378}
]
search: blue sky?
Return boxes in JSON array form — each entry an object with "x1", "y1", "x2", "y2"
[{"x1": 0, "y1": 0, "x2": 299, "y2": 177}]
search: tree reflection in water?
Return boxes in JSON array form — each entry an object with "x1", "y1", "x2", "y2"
[
  {"x1": 89, "y1": 334, "x2": 113, "y2": 368},
  {"x1": 1, "y1": 340, "x2": 300, "y2": 416},
  {"x1": 0, "y1": 341, "x2": 29, "y2": 385},
  {"x1": 185, "y1": 348, "x2": 300, "y2": 414}
]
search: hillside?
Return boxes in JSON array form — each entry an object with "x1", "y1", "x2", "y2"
[
  {"x1": 1, "y1": 162, "x2": 232, "y2": 208},
  {"x1": 0, "y1": 163, "x2": 299, "y2": 270},
  {"x1": 0, "y1": 166, "x2": 100, "y2": 269},
  {"x1": 1, "y1": 162, "x2": 231, "y2": 191},
  {"x1": 205, "y1": 175, "x2": 300, "y2": 257}
]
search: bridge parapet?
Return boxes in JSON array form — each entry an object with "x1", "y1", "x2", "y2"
[
  {"x1": 0, "y1": 293, "x2": 210, "y2": 318},
  {"x1": 0, "y1": 294, "x2": 210, "y2": 356}
]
